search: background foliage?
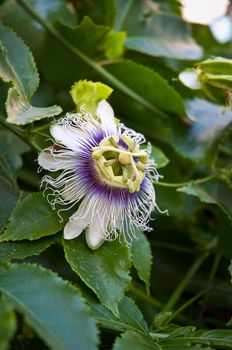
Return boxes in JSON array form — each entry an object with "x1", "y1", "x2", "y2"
[{"x1": 0, "y1": 0, "x2": 232, "y2": 349}]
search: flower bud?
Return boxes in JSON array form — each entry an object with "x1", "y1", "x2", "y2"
[{"x1": 179, "y1": 57, "x2": 232, "y2": 108}]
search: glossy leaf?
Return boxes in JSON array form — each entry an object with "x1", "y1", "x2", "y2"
[
  {"x1": 0, "y1": 236, "x2": 57, "y2": 263},
  {"x1": 107, "y1": 61, "x2": 186, "y2": 116},
  {"x1": 170, "y1": 98, "x2": 232, "y2": 165},
  {"x1": 64, "y1": 237, "x2": 131, "y2": 316},
  {"x1": 0, "y1": 24, "x2": 62, "y2": 124},
  {"x1": 115, "y1": 0, "x2": 202, "y2": 60},
  {"x1": 130, "y1": 230, "x2": 152, "y2": 292},
  {"x1": 0, "y1": 297, "x2": 16, "y2": 350},
  {"x1": 0, "y1": 192, "x2": 65, "y2": 242},
  {"x1": 89, "y1": 296, "x2": 149, "y2": 334},
  {"x1": 0, "y1": 263, "x2": 98, "y2": 350}
]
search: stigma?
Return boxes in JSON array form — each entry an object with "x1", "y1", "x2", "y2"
[{"x1": 92, "y1": 134, "x2": 148, "y2": 193}]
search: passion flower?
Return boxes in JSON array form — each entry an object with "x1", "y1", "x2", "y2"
[{"x1": 38, "y1": 99, "x2": 162, "y2": 249}]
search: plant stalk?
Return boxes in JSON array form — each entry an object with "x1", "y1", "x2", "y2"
[{"x1": 162, "y1": 254, "x2": 207, "y2": 312}]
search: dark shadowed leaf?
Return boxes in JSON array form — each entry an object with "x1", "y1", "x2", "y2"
[
  {"x1": 178, "y1": 180, "x2": 232, "y2": 220},
  {"x1": 0, "y1": 0, "x2": 77, "y2": 55},
  {"x1": 0, "y1": 297, "x2": 16, "y2": 350},
  {"x1": 229, "y1": 261, "x2": 232, "y2": 283},
  {"x1": 88, "y1": 296, "x2": 149, "y2": 334},
  {"x1": 0, "y1": 236, "x2": 57, "y2": 263},
  {"x1": 78, "y1": 0, "x2": 116, "y2": 26}
]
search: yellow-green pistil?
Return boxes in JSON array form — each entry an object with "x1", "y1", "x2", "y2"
[{"x1": 92, "y1": 135, "x2": 148, "y2": 193}]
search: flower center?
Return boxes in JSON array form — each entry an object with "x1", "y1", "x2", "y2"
[{"x1": 92, "y1": 135, "x2": 148, "y2": 193}]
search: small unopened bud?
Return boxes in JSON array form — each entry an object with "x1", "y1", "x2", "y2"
[{"x1": 179, "y1": 57, "x2": 232, "y2": 108}]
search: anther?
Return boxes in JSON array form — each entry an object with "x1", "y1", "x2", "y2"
[{"x1": 109, "y1": 136, "x2": 119, "y2": 148}]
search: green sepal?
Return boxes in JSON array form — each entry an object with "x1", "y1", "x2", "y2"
[
  {"x1": 197, "y1": 57, "x2": 232, "y2": 75},
  {"x1": 70, "y1": 79, "x2": 113, "y2": 115}
]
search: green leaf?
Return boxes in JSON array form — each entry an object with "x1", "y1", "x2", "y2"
[
  {"x1": 0, "y1": 24, "x2": 62, "y2": 124},
  {"x1": 170, "y1": 98, "x2": 232, "y2": 165},
  {"x1": 152, "y1": 146, "x2": 170, "y2": 169},
  {"x1": 178, "y1": 180, "x2": 232, "y2": 220},
  {"x1": 130, "y1": 230, "x2": 152, "y2": 293},
  {"x1": 88, "y1": 296, "x2": 149, "y2": 334},
  {"x1": 64, "y1": 237, "x2": 131, "y2": 316},
  {"x1": 0, "y1": 192, "x2": 65, "y2": 242},
  {"x1": 0, "y1": 297, "x2": 16, "y2": 350},
  {"x1": 113, "y1": 331, "x2": 158, "y2": 350},
  {"x1": 70, "y1": 79, "x2": 113, "y2": 114},
  {"x1": 0, "y1": 236, "x2": 57, "y2": 263},
  {"x1": 114, "y1": 328, "x2": 231, "y2": 350},
  {"x1": 183, "y1": 329, "x2": 232, "y2": 349},
  {"x1": 178, "y1": 183, "x2": 217, "y2": 204},
  {"x1": 115, "y1": 0, "x2": 202, "y2": 60},
  {"x1": 107, "y1": 61, "x2": 186, "y2": 116},
  {"x1": 0, "y1": 263, "x2": 98, "y2": 350},
  {"x1": 0, "y1": 0, "x2": 77, "y2": 57}
]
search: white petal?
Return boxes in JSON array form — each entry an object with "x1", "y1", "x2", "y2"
[
  {"x1": 85, "y1": 209, "x2": 108, "y2": 250},
  {"x1": 63, "y1": 197, "x2": 93, "y2": 240},
  {"x1": 51, "y1": 125, "x2": 83, "y2": 151},
  {"x1": 97, "y1": 100, "x2": 117, "y2": 135},
  {"x1": 38, "y1": 147, "x2": 71, "y2": 171},
  {"x1": 61, "y1": 178, "x2": 87, "y2": 202}
]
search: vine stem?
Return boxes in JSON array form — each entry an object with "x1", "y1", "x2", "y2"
[
  {"x1": 198, "y1": 253, "x2": 221, "y2": 321},
  {"x1": 130, "y1": 284, "x2": 192, "y2": 324},
  {"x1": 155, "y1": 174, "x2": 215, "y2": 188},
  {"x1": 16, "y1": 0, "x2": 168, "y2": 120},
  {"x1": 0, "y1": 115, "x2": 41, "y2": 152},
  {"x1": 0, "y1": 115, "x2": 24, "y2": 138},
  {"x1": 164, "y1": 288, "x2": 209, "y2": 325},
  {"x1": 162, "y1": 254, "x2": 207, "y2": 312}
]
